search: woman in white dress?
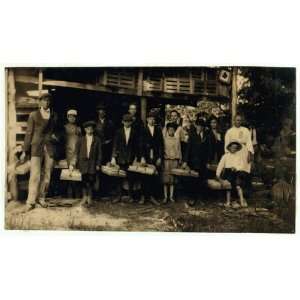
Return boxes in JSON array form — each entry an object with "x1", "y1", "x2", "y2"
[{"x1": 224, "y1": 114, "x2": 254, "y2": 174}]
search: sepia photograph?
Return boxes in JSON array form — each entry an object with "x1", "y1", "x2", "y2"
[{"x1": 5, "y1": 67, "x2": 296, "y2": 232}]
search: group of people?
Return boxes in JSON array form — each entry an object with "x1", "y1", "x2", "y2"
[{"x1": 20, "y1": 94, "x2": 255, "y2": 211}]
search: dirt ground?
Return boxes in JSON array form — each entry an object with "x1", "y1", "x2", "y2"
[{"x1": 5, "y1": 190, "x2": 294, "y2": 233}]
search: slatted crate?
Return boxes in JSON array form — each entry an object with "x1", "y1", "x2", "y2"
[
  {"x1": 143, "y1": 71, "x2": 163, "y2": 92},
  {"x1": 163, "y1": 74, "x2": 192, "y2": 94},
  {"x1": 105, "y1": 70, "x2": 136, "y2": 89},
  {"x1": 192, "y1": 70, "x2": 206, "y2": 94}
]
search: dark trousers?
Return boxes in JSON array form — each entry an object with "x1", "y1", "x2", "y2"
[
  {"x1": 82, "y1": 174, "x2": 96, "y2": 197},
  {"x1": 141, "y1": 174, "x2": 159, "y2": 199},
  {"x1": 117, "y1": 164, "x2": 135, "y2": 198}
]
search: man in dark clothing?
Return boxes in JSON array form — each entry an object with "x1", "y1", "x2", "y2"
[
  {"x1": 182, "y1": 119, "x2": 210, "y2": 206},
  {"x1": 20, "y1": 94, "x2": 60, "y2": 210},
  {"x1": 139, "y1": 112, "x2": 164, "y2": 205},
  {"x1": 128, "y1": 103, "x2": 144, "y2": 135},
  {"x1": 95, "y1": 104, "x2": 115, "y2": 164},
  {"x1": 94, "y1": 104, "x2": 115, "y2": 198},
  {"x1": 111, "y1": 114, "x2": 141, "y2": 203}
]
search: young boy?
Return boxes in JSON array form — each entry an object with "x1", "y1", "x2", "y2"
[
  {"x1": 77, "y1": 121, "x2": 102, "y2": 207},
  {"x1": 139, "y1": 111, "x2": 163, "y2": 205},
  {"x1": 216, "y1": 140, "x2": 248, "y2": 208},
  {"x1": 64, "y1": 109, "x2": 81, "y2": 198},
  {"x1": 162, "y1": 122, "x2": 182, "y2": 204},
  {"x1": 111, "y1": 114, "x2": 140, "y2": 203}
]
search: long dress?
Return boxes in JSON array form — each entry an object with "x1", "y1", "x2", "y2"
[{"x1": 224, "y1": 126, "x2": 254, "y2": 173}]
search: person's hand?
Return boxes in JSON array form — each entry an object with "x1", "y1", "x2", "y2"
[
  {"x1": 140, "y1": 157, "x2": 146, "y2": 166},
  {"x1": 206, "y1": 163, "x2": 211, "y2": 169},
  {"x1": 51, "y1": 134, "x2": 58, "y2": 141},
  {"x1": 248, "y1": 152, "x2": 253, "y2": 163},
  {"x1": 111, "y1": 157, "x2": 117, "y2": 166},
  {"x1": 96, "y1": 165, "x2": 100, "y2": 171},
  {"x1": 231, "y1": 167, "x2": 236, "y2": 172},
  {"x1": 182, "y1": 162, "x2": 188, "y2": 169},
  {"x1": 69, "y1": 164, "x2": 74, "y2": 172},
  {"x1": 20, "y1": 151, "x2": 26, "y2": 162},
  {"x1": 156, "y1": 158, "x2": 162, "y2": 167}
]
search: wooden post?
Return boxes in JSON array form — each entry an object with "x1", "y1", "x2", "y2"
[
  {"x1": 38, "y1": 69, "x2": 43, "y2": 96},
  {"x1": 231, "y1": 67, "x2": 238, "y2": 125},
  {"x1": 7, "y1": 68, "x2": 18, "y2": 201},
  {"x1": 137, "y1": 69, "x2": 147, "y2": 123},
  {"x1": 141, "y1": 97, "x2": 147, "y2": 124}
]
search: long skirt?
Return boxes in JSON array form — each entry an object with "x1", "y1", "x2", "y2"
[{"x1": 162, "y1": 159, "x2": 179, "y2": 185}]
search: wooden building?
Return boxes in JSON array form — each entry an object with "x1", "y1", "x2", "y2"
[{"x1": 6, "y1": 67, "x2": 232, "y2": 200}]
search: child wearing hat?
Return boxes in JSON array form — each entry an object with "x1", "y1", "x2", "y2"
[
  {"x1": 64, "y1": 109, "x2": 82, "y2": 198},
  {"x1": 77, "y1": 121, "x2": 102, "y2": 207},
  {"x1": 216, "y1": 140, "x2": 248, "y2": 208},
  {"x1": 162, "y1": 122, "x2": 182, "y2": 204},
  {"x1": 111, "y1": 113, "x2": 140, "y2": 203}
]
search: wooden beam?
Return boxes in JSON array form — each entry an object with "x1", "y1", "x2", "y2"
[
  {"x1": 231, "y1": 67, "x2": 238, "y2": 125},
  {"x1": 141, "y1": 97, "x2": 147, "y2": 124},
  {"x1": 137, "y1": 69, "x2": 143, "y2": 96},
  {"x1": 7, "y1": 69, "x2": 18, "y2": 201},
  {"x1": 38, "y1": 69, "x2": 43, "y2": 97}
]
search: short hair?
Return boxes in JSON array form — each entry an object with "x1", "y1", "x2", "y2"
[
  {"x1": 166, "y1": 122, "x2": 178, "y2": 130},
  {"x1": 170, "y1": 110, "x2": 179, "y2": 117},
  {"x1": 39, "y1": 94, "x2": 51, "y2": 101},
  {"x1": 129, "y1": 103, "x2": 137, "y2": 108}
]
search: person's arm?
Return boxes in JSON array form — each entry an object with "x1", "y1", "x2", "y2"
[
  {"x1": 96, "y1": 138, "x2": 102, "y2": 169},
  {"x1": 224, "y1": 130, "x2": 230, "y2": 153},
  {"x1": 111, "y1": 130, "x2": 119, "y2": 165},
  {"x1": 216, "y1": 155, "x2": 226, "y2": 179},
  {"x1": 156, "y1": 127, "x2": 164, "y2": 166},
  {"x1": 23, "y1": 112, "x2": 34, "y2": 155}
]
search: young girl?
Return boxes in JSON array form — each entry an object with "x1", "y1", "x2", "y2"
[
  {"x1": 162, "y1": 122, "x2": 182, "y2": 204},
  {"x1": 64, "y1": 109, "x2": 81, "y2": 198},
  {"x1": 77, "y1": 121, "x2": 102, "y2": 207},
  {"x1": 216, "y1": 140, "x2": 248, "y2": 208}
]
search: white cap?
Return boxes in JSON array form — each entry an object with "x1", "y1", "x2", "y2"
[{"x1": 67, "y1": 109, "x2": 77, "y2": 116}]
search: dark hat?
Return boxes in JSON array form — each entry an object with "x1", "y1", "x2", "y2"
[
  {"x1": 122, "y1": 114, "x2": 133, "y2": 122},
  {"x1": 226, "y1": 140, "x2": 242, "y2": 151},
  {"x1": 96, "y1": 103, "x2": 106, "y2": 111},
  {"x1": 166, "y1": 122, "x2": 178, "y2": 130},
  {"x1": 147, "y1": 111, "x2": 156, "y2": 118},
  {"x1": 195, "y1": 118, "x2": 206, "y2": 127},
  {"x1": 83, "y1": 121, "x2": 96, "y2": 128},
  {"x1": 39, "y1": 93, "x2": 52, "y2": 101}
]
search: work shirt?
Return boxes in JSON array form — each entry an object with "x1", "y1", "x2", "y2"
[
  {"x1": 216, "y1": 152, "x2": 244, "y2": 178},
  {"x1": 224, "y1": 126, "x2": 254, "y2": 173},
  {"x1": 86, "y1": 135, "x2": 93, "y2": 158},
  {"x1": 124, "y1": 127, "x2": 131, "y2": 145}
]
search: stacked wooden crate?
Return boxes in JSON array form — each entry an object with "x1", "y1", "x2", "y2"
[
  {"x1": 104, "y1": 70, "x2": 136, "y2": 90},
  {"x1": 164, "y1": 71, "x2": 192, "y2": 94},
  {"x1": 143, "y1": 71, "x2": 163, "y2": 92}
]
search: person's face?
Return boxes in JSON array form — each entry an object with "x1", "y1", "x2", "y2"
[
  {"x1": 40, "y1": 98, "x2": 50, "y2": 110},
  {"x1": 67, "y1": 114, "x2": 76, "y2": 124},
  {"x1": 167, "y1": 127, "x2": 175, "y2": 136},
  {"x1": 123, "y1": 120, "x2": 132, "y2": 128},
  {"x1": 170, "y1": 112, "x2": 178, "y2": 122},
  {"x1": 229, "y1": 144, "x2": 238, "y2": 153},
  {"x1": 210, "y1": 119, "x2": 217, "y2": 129},
  {"x1": 147, "y1": 116, "x2": 155, "y2": 126},
  {"x1": 129, "y1": 105, "x2": 137, "y2": 116},
  {"x1": 195, "y1": 124, "x2": 204, "y2": 132},
  {"x1": 234, "y1": 116, "x2": 242, "y2": 127},
  {"x1": 98, "y1": 109, "x2": 106, "y2": 119},
  {"x1": 85, "y1": 126, "x2": 94, "y2": 135}
]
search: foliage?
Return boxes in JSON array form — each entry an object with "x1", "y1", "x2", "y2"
[{"x1": 238, "y1": 67, "x2": 296, "y2": 136}]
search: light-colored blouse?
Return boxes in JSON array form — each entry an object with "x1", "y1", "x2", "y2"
[{"x1": 164, "y1": 135, "x2": 182, "y2": 160}]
